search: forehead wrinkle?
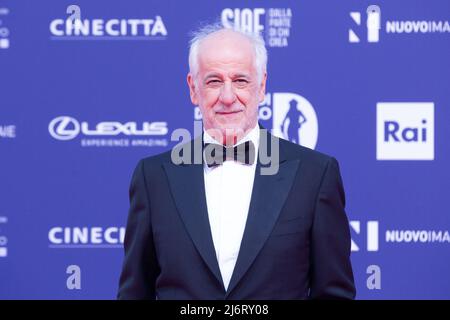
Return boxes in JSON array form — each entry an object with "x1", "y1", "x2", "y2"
[{"x1": 200, "y1": 61, "x2": 255, "y2": 78}]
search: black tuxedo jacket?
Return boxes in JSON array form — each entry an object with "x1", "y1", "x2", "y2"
[{"x1": 118, "y1": 128, "x2": 355, "y2": 299}]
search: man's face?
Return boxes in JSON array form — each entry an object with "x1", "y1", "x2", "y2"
[{"x1": 187, "y1": 30, "x2": 267, "y2": 145}]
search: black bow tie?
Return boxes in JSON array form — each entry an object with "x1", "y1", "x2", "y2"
[{"x1": 204, "y1": 140, "x2": 256, "y2": 168}]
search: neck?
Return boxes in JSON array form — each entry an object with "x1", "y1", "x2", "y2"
[{"x1": 205, "y1": 125, "x2": 257, "y2": 146}]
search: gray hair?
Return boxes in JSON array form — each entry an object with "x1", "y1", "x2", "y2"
[{"x1": 188, "y1": 23, "x2": 268, "y2": 84}]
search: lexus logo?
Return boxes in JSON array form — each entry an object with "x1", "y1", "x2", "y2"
[
  {"x1": 48, "y1": 116, "x2": 80, "y2": 140},
  {"x1": 48, "y1": 116, "x2": 168, "y2": 141}
]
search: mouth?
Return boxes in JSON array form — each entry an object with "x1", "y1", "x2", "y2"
[{"x1": 216, "y1": 110, "x2": 243, "y2": 115}]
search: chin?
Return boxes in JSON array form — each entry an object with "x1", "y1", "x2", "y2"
[{"x1": 218, "y1": 118, "x2": 245, "y2": 128}]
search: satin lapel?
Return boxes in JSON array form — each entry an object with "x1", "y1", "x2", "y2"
[
  {"x1": 162, "y1": 136, "x2": 224, "y2": 289},
  {"x1": 225, "y1": 130, "x2": 301, "y2": 297}
]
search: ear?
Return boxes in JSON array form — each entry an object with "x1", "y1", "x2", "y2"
[
  {"x1": 258, "y1": 72, "x2": 267, "y2": 103},
  {"x1": 187, "y1": 73, "x2": 199, "y2": 105}
]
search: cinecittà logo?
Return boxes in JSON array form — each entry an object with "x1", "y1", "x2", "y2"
[
  {"x1": 50, "y1": 5, "x2": 167, "y2": 41},
  {"x1": 48, "y1": 226, "x2": 125, "y2": 248}
]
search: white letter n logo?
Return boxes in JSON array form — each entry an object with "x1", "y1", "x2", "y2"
[
  {"x1": 350, "y1": 221, "x2": 379, "y2": 252},
  {"x1": 349, "y1": 12, "x2": 361, "y2": 43}
]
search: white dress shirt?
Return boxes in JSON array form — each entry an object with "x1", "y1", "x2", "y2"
[{"x1": 203, "y1": 125, "x2": 260, "y2": 291}]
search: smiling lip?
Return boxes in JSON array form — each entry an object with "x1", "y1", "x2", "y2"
[{"x1": 216, "y1": 110, "x2": 243, "y2": 115}]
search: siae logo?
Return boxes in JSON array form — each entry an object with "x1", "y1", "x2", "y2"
[
  {"x1": 221, "y1": 7, "x2": 292, "y2": 47},
  {"x1": 376, "y1": 102, "x2": 434, "y2": 160},
  {"x1": 48, "y1": 116, "x2": 168, "y2": 141},
  {"x1": 349, "y1": 5, "x2": 381, "y2": 43},
  {"x1": 221, "y1": 8, "x2": 265, "y2": 34}
]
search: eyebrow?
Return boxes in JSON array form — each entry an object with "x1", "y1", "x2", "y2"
[
  {"x1": 232, "y1": 73, "x2": 251, "y2": 79},
  {"x1": 204, "y1": 73, "x2": 222, "y2": 82}
]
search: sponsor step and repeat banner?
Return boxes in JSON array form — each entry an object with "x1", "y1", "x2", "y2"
[{"x1": 0, "y1": 0, "x2": 449, "y2": 299}]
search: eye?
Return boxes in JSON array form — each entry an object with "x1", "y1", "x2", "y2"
[
  {"x1": 234, "y1": 78, "x2": 250, "y2": 85},
  {"x1": 234, "y1": 78, "x2": 249, "y2": 87},
  {"x1": 206, "y1": 79, "x2": 222, "y2": 85}
]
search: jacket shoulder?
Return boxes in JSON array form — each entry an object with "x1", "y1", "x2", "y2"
[
  {"x1": 278, "y1": 136, "x2": 335, "y2": 166},
  {"x1": 139, "y1": 148, "x2": 173, "y2": 167}
]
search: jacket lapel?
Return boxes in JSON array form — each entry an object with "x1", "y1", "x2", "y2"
[
  {"x1": 225, "y1": 130, "x2": 301, "y2": 297},
  {"x1": 162, "y1": 136, "x2": 224, "y2": 289},
  {"x1": 162, "y1": 128, "x2": 301, "y2": 296}
]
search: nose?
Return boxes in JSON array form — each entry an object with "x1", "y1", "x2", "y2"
[{"x1": 219, "y1": 81, "x2": 237, "y2": 106}]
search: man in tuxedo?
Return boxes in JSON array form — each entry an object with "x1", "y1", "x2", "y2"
[{"x1": 117, "y1": 24, "x2": 356, "y2": 299}]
